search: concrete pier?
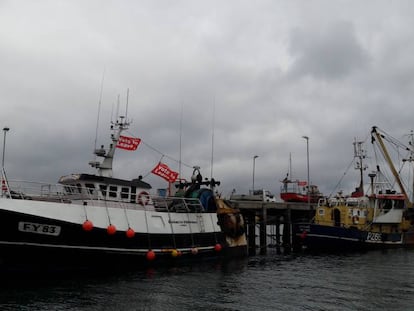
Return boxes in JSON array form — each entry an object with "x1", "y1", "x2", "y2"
[{"x1": 229, "y1": 200, "x2": 316, "y2": 255}]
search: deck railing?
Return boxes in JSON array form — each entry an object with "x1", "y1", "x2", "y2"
[{"x1": 0, "y1": 179, "x2": 208, "y2": 213}]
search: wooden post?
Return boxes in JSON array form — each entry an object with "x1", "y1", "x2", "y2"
[
  {"x1": 282, "y1": 208, "x2": 292, "y2": 254},
  {"x1": 260, "y1": 203, "x2": 267, "y2": 255},
  {"x1": 247, "y1": 212, "x2": 256, "y2": 256},
  {"x1": 276, "y1": 215, "x2": 281, "y2": 254}
]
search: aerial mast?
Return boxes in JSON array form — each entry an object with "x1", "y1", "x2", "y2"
[
  {"x1": 89, "y1": 90, "x2": 131, "y2": 178},
  {"x1": 353, "y1": 139, "x2": 367, "y2": 197}
]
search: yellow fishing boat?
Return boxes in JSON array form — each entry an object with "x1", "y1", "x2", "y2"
[{"x1": 296, "y1": 126, "x2": 414, "y2": 251}]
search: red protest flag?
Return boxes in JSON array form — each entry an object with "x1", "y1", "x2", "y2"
[
  {"x1": 116, "y1": 135, "x2": 141, "y2": 151},
  {"x1": 151, "y1": 162, "x2": 179, "y2": 183}
]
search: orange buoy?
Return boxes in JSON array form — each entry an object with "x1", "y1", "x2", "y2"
[
  {"x1": 146, "y1": 250, "x2": 156, "y2": 261},
  {"x1": 171, "y1": 249, "x2": 178, "y2": 257},
  {"x1": 191, "y1": 247, "x2": 199, "y2": 255},
  {"x1": 214, "y1": 243, "x2": 222, "y2": 252},
  {"x1": 126, "y1": 228, "x2": 135, "y2": 238},
  {"x1": 82, "y1": 220, "x2": 93, "y2": 231},
  {"x1": 107, "y1": 224, "x2": 117, "y2": 235}
]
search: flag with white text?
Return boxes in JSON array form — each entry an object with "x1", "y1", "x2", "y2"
[
  {"x1": 116, "y1": 135, "x2": 141, "y2": 151},
  {"x1": 151, "y1": 162, "x2": 179, "y2": 183}
]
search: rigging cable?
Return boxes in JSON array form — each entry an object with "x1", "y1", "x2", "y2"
[
  {"x1": 327, "y1": 157, "x2": 355, "y2": 198},
  {"x1": 210, "y1": 100, "x2": 215, "y2": 180},
  {"x1": 123, "y1": 130, "x2": 195, "y2": 180},
  {"x1": 124, "y1": 130, "x2": 194, "y2": 169},
  {"x1": 93, "y1": 69, "x2": 105, "y2": 157},
  {"x1": 328, "y1": 134, "x2": 370, "y2": 198}
]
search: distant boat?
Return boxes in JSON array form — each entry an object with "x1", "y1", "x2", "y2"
[
  {"x1": 295, "y1": 127, "x2": 414, "y2": 252},
  {"x1": 280, "y1": 178, "x2": 323, "y2": 203},
  {"x1": 0, "y1": 115, "x2": 247, "y2": 271},
  {"x1": 230, "y1": 189, "x2": 277, "y2": 202}
]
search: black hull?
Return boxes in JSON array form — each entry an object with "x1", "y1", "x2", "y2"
[
  {"x1": 294, "y1": 223, "x2": 414, "y2": 253},
  {"x1": 0, "y1": 209, "x2": 247, "y2": 272}
]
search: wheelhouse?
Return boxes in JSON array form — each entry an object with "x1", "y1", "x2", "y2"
[{"x1": 58, "y1": 173, "x2": 151, "y2": 203}]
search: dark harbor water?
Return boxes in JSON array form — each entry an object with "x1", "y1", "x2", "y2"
[{"x1": 1, "y1": 249, "x2": 414, "y2": 311}]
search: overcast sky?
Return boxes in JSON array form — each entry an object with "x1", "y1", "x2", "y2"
[{"x1": 2, "y1": 0, "x2": 414, "y2": 199}]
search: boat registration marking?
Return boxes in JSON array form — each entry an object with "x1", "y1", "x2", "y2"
[
  {"x1": 18, "y1": 222, "x2": 61, "y2": 236},
  {"x1": 366, "y1": 232, "x2": 382, "y2": 242}
]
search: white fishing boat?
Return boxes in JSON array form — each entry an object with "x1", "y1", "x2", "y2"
[{"x1": 0, "y1": 116, "x2": 247, "y2": 271}]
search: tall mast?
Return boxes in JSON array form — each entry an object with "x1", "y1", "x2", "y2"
[
  {"x1": 178, "y1": 103, "x2": 183, "y2": 179},
  {"x1": 210, "y1": 101, "x2": 215, "y2": 180},
  {"x1": 125, "y1": 88, "x2": 129, "y2": 121},
  {"x1": 89, "y1": 116, "x2": 129, "y2": 178},
  {"x1": 371, "y1": 126, "x2": 412, "y2": 207},
  {"x1": 353, "y1": 139, "x2": 367, "y2": 196},
  {"x1": 90, "y1": 90, "x2": 131, "y2": 178},
  {"x1": 94, "y1": 69, "x2": 105, "y2": 152}
]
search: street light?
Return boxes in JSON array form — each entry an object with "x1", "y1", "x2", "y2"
[
  {"x1": 252, "y1": 155, "x2": 259, "y2": 193},
  {"x1": 2, "y1": 127, "x2": 10, "y2": 169},
  {"x1": 302, "y1": 136, "x2": 310, "y2": 209}
]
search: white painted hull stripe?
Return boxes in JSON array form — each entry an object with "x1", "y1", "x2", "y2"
[
  {"x1": 306, "y1": 233, "x2": 359, "y2": 242},
  {"x1": 305, "y1": 233, "x2": 404, "y2": 244},
  {"x1": 0, "y1": 240, "x2": 215, "y2": 253}
]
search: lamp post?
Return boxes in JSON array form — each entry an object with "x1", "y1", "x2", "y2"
[
  {"x1": 302, "y1": 136, "x2": 310, "y2": 209},
  {"x1": 2, "y1": 127, "x2": 10, "y2": 170},
  {"x1": 252, "y1": 155, "x2": 259, "y2": 193}
]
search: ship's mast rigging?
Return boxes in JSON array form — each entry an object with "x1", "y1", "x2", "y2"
[
  {"x1": 402, "y1": 130, "x2": 414, "y2": 202},
  {"x1": 371, "y1": 126, "x2": 412, "y2": 208},
  {"x1": 353, "y1": 139, "x2": 367, "y2": 196},
  {"x1": 89, "y1": 90, "x2": 131, "y2": 178}
]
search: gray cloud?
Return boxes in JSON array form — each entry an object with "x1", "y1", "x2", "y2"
[
  {"x1": 2, "y1": 1, "x2": 414, "y2": 200},
  {"x1": 288, "y1": 21, "x2": 369, "y2": 80}
]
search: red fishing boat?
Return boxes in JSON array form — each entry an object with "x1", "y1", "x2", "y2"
[{"x1": 280, "y1": 178, "x2": 323, "y2": 203}]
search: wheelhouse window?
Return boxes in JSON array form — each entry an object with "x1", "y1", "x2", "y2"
[
  {"x1": 394, "y1": 200, "x2": 404, "y2": 209},
  {"x1": 131, "y1": 187, "x2": 137, "y2": 203},
  {"x1": 85, "y1": 183, "x2": 96, "y2": 195},
  {"x1": 99, "y1": 185, "x2": 107, "y2": 197},
  {"x1": 382, "y1": 199, "x2": 392, "y2": 210},
  {"x1": 76, "y1": 183, "x2": 82, "y2": 193},
  {"x1": 109, "y1": 186, "x2": 118, "y2": 198},
  {"x1": 121, "y1": 187, "x2": 129, "y2": 199},
  {"x1": 64, "y1": 185, "x2": 75, "y2": 194}
]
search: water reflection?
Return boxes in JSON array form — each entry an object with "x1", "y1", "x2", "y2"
[{"x1": 1, "y1": 250, "x2": 414, "y2": 310}]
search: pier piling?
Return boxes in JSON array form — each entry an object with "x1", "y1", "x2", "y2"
[
  {"x1": 259, "y1": 203, "x2": 267, "y2": 255},
  {"x1": 246, "y1": 212, "x2": 256, "y2": 256},
  {"x1": 275, "y1": 216, "x2": 281, "y2": 254},
  {"x1": 230, "y1": 201, "x2": 315, "y2": 255}
]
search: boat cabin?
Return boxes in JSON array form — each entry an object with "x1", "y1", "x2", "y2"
[
  {"x1": 315, "y1": 190, "x2": 409, "y2": 230},
  {"x1": 371, "y1": 192, "x2": 406, "y2": 224},
  {"x1": 58, "y1": 173, "x2": 152, "y2": 203}
]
